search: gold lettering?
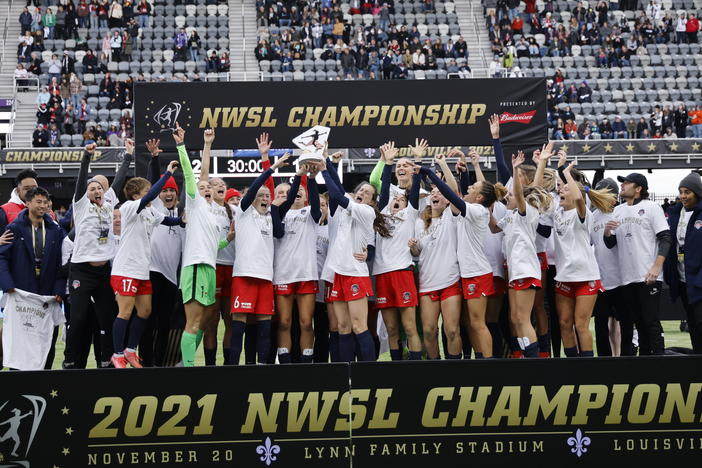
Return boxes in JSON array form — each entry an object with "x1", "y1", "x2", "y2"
[
  {"x1": 368, "y1": 389, "x2": 400, "y2": 429},
  {"x1": 240, "y1": 393, "x2": 285, "y2": 433},
  {"x1": 660, "y1": 383, "x2": 702, "y2": 423},
  {"x1": 403, "y1": 105, "x2": 426, "y2": 126},
  {"x1": 571, "y1": 385, "x2": 608, "y2": 425},
  {"x1": 302, "y1": 106, "x2": 323, "y2": 127},
  {"x1": 451, "y1": 386, "x2": 492, "y2": 427},
  {"x1": 457, "y1": 104, "x2": 470, "y2": 124},
  {"x1": 361, "y1": 106, "x2": 380, "y2": 126},
  {"x1": 486, "y1": 386, "x2": 521, "y2": 426},
  {"x1": 439, "y1": 104, "x2": 460, "y2": 125},
  {"x1": 604, "y1": 384, "x2": 630, "y2": 424},
  {"x1": 199, "y1": 108, "x2": 221, "y2": 128},
  {"x1": 378, "y1": 105, "x2": 391, "y2": 125},
  {"x1": 245, "y1": 107, "x2": 263, "y2": 127},
  {"x1": 334, "y1": 389, "x2": 370, "y2": 431},
  {"x1": 421, "y1": 387, "x2": 454, "y2": 427},
  {"x1": 319, "y1": 107, "x2": 337, "y2": 127},
  {"x1": 466, "y1": 104, "x2": 487, "y2": 124},
  {"x1": 286, "y1": 391, "x2": 339, "y2": 432},
  {"x1": 523, "y1": 385, "x2": 574, "y2": 425},
  {"x1": 288, "y1": 107, "x2": 303, "y2": 127},
  {"x1": 388, "y1": 106, "x2": 405, "y2": 126},
  {"x1": 424, "y1": 105, "x2": 441, "y2": 125},
  {"x1": 627, "y1": 384, "x2": 660, "y2": 424},
  {"x1": 222, "y1": 107, "x2": 249, "y2": 128},
  {"x1": 261, "y1": 107, "x2": 277, "y2": 127},
  {"x1": 339, "y1": 106, "x2": 363, "y2": 126}
]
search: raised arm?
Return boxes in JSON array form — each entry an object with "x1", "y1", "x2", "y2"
[
  {"x1": 533, "y1": 142, "x2": 555, "y2": 187},
  {"x1": 409, "y1": 171, "x2": 421, "y2": 210},
  {"x1": 512, "y1": 152, "x2": 527, "y2": 215},
  {"x1": 369, "y1": 156, "x2": 386, "y2": 195},
  {"x1": 241, "y1": 154, "x2": 291, "y2": 212},
  {"x1": 378, "y1": 142, "x2": 397, "y2": 211},
  {"x1": 434, "y1": 153, "x2": 459, "y2": 194},
  {"x1": 145, "y1": 138, "x2": 163, "y2": 185},
  {"x1": 320, "y1": 158, "x2": 349, "y2": 210},
  {"x1": 111, "y1": 139, "x2": 135, "y2": 196},
  {"x1": 419, "y1": 166, "x2": 466, "y2": 216},
  {"x1": 468, "y1": 150, "x2": 486, "y2": 182},
  {"x1": 489, "y1": 114, "x2": 511, "y2": 184},
  {"x1": 58, "y1": 203, "x2": 74, "y2": 231},
  {"x1": 173, "y1": 123, "x2": 196, "y2": 199},
  {"x1": 279, "y1": 171, "x2": 302, "y2": 219},
  {"x1": 562, "y1": 161, "x2": 586, "y2": 219},
  {"x1": 271, "y1": 205, "x2": 285, "y2": 239},
  {"x1": 74, "y1": 143, "x2": 97, "y2": 201},
  {"x1": 200, "y1": 129, "x2": 215, "y2": 182},
  {"x1": 138, "y1": 160, "x2": 178, "y2": 212},
  {"x1": 256, "y1": 132, "x2": 275, "y2": 198},
  {"x1": 307, "y1": 172, "x2": 322, "y2": 223}
]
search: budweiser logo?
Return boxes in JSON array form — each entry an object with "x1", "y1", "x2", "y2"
[{"x1": 500, "y1": 110, "x2": 537, "y2": 124}]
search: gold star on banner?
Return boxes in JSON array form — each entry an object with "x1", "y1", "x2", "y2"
[
  {"x1": 647, "y1": 142, "x2": 657, "y2": 152},
  {"x1": 626, "y1": 143, "x2": 635, "y2": 152},
  {"x1": 50, "y1": 390, "x2": 58, "y2": 398},
  {"x1": 582, "y1": 144, "x2": 591, "y2": 153},
  {"x1": 62, "y1": 448, "x2": 70, "y2": 456},
  {"x1": 669, "y1": 142, "x2": 679, "y2": 152},
  {"x1": 603, "y1": 143, "x2": 613, "y2": 153},
  {"x1": 559, "y1": 144, "x2": 569, "y2": 153},
  {"x1": 692, "y1": 142, "x2": 701, "y2": 151},
  {"x1": 65, "y1": 427, "x2": 74, "y2": 435},
  {"x1": 149, "y1": 100, "x2": 154, "y2": 104},
  {"x1": 61, "y1": 407, "x2": 69, "y2": 415}
]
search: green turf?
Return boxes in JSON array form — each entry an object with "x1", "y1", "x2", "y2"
[{"x1": 26, "y1": 319, "x2": 690, "y2": 368}]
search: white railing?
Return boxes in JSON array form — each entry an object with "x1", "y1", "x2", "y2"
[{"x1": 0, "y1": 0, "x2": 13, "y2": 68}]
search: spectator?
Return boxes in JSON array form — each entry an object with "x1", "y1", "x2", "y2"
[
  {"x1": 43, "y1": 7, "x2": 55, "y2": 39},
  {"x1": 55, "y1": 5, "x2": 66, "y2": 40},
  {"x1": 61, "y1": 51, "x2": 75, "y2": 76},
  {"x1": 341, "y1": 47, "x2": 356, "y2": 77},
  {"x1": 75, "y1": 98, "x2": 91, "y2": 135},
  {"x1": 68, "y1": 73, "x2": 82, "y2": 109},
  {"x1": 663, "y1": 127, "x2": 678, "y2": 139},
  {"x1": 31, "y1": 6, "x2": 43, "y2": 34},
  {"x1": 82, "y1": 49, "x2": 98, "y2": 73},
  {"x1": 36, "y1": 103, "x2": 51, "y2": 127},
  {"x1": 393, "y1": 62, "x2": 408, "y2": 79},
  {"x1": 99, "y1": 72, "x2": 115, "y2": 97},
  {"x1": 207, "y1": 50, "x2": 220, "y2": 72},
  {"x1": 281, "y1": 51, "x2": 294, "y2": 72},
  {"x1": 627, "y1": 119, "x2": 637, "y2": 138},
  {"x1": 19, "y1": 7, "x2": 32, "y2": 35},
  {"x1": 108, "y1": 0, "x2": 123, "y2": 28},
  {"x1": 411, "y1": 48, "x2": 426, "y2": 69},
  {"x1": 137, "y1": 0, "x2": 151, "y2": 29},
  {"x1": 188, "y1": 30, "x2": 201, "y2": 62},
  {"x1": 14, "y1": 64, "x2": 30, "y2": 91},
  {"x1": 36, "y1": 87, "x2": 50, "y2": 107},
  {"x1": 77, "y1": 0, "x2": 90, "y2": 28},
  {"x1": 63, "y1": 103, "x2": 76, "y2": 135},
  {"x1": 452, "y1": 36, "x2": 469, "y2": 59},
  {"x1": 613, "y1": 115, "x2": 628, "y2": 138},
  {"x1": 98, "y1": 0, "x2": 109, "y2": 29},
  {"x1": 47, "y1": 54, "x2": 61, "y2": 83},
  {"x1": 676, "y1": 12, "x2": 688, "y2": 43},
  {"x1": 48, "y1": 123, "x2": 62, "y2": 147},
  {"x1": 599, "y1": 118, "x2": 614, "y2": 138},
  {"x1": 687, "y1": 13, "x2": 699, "y2": 43},
  {"x1": 110, "y1": 30, "x2": 122, "y2": 62},
  {"x1": 32, "y1": 124, "x2": 49, "y2": 147},
  {"x1": 674, "y1": 104, "x2": 689, "y2": 138},
  {"x1": 94, "y1": 124, "x2": 108, "y2": 146},
  {"x1": 174, "y1": 28, "x2": 188, "y2": 61},
  {"x1": 218, "y1": 52, "x2": 230, "y2": 72}
]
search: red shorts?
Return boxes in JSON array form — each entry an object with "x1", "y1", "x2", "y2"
[
  {"x1": 461, "y1": 273, "x2": 494, "y2": 300},
  {"x1": 555, "y1": 280, "x2": 605, "y2": 298},
  {"x1": 419, "y1": 281, "x2": 462, "y2": 302},
  {"x1": 323, "y1": 281, "x2": 333, "y2": 303},
  {"x1": 537, "y1": 252, "x2": 548, "y2": 271},
  {"x1": 375, "y1": 270, "x2": 418, "y2": 309},
  {"x1": 489, "y1": 277, "x2": 507, "y2": 296},
  {"x1": 273, "y1": 280, "x2": 319, "y2": 296},
  {"x1": 509, "y1": 277, "x2": 542, "y2": 290},
  {"x1": 230, "y1": 276, "x2": 274, "y2": 315},
  {"x1": 111, "y1": 275, "x2": 152, "y2": 296},
  {"x1": 329, "y1": 274, "x2": 373, "y2": 302},
  {"x1": 216, "y1": 264, "x2": 233, "y2": 298}
]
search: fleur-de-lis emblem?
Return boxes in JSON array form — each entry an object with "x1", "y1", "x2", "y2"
[
  {"x1": 256, "y1": 437, "x2": 281, "y2": 466},
  {"x1": 567, "y1": 428, "x2": 591, "y2": 457}
]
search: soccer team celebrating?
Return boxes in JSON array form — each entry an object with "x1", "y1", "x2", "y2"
[{"x1": 3, "y1": 113, "x2": 702, "y2": 369}]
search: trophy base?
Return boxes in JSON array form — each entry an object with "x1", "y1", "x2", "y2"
[{"x1": 297, "y1": 154, "x2": 325, "y2": 164}]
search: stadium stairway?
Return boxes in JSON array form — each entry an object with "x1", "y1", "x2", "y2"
[
  {"x1": 230, "y1": 0, "x2": 259, "y2": 81},
  {"x1": 455, "y1": 0, "x2": 491, "y2": 77}
]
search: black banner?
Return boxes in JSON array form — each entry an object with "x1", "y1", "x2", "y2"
[
  {"x1": 1, "y1": 358, "x2": 701, "y2": 467},
  {"x1": 0, "y1": 147, "x2": 125, "y2": 164},
  {"x1": 134, "y1": 79, "x2": 547, "y2": 151}
]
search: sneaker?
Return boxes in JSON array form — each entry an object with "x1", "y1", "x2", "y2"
[
  {"x1": 510, "y1": 350, "x2": 524, "y2": 359},
  {"x1": 124, "y1": 350, "x2": 143, "y2": 368},
  {"x1": 538, "y1": 351, "x2": 551, "y2": 358},
  {"x1": 111, "y1": 354, "x2": 127, "y2": 369}
]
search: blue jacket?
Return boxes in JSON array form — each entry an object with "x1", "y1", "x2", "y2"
[
  {"x1": 664, "y1": 201, "x2": 702, "y2": 305},
  {"x1": 0, "y1": 209, "x2": 67, "y2": 296}
]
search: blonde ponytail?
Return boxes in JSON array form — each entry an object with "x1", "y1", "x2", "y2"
[
  {"x1": 584, "y1": 186, "x2": 616, "y2": 213},
  {"x1": 523, "y1": 185, "x2": 552, "y2": 214}
]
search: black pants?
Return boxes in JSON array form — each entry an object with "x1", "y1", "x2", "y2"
[
  {"x1": 679, "y1": 283, "x2": 702, "y2": 354},
  {"x1": 620, "y1": 281, "x2": 664, "y2": 355},
  {"x1": 313, "y1": 301, "x2": 330, "y2": 363},
  {"x1": 64, "y1": 262, "x2": 117, "y2": 368},
  {"x1": 140, "y1": 271, "x2": 180, "y2": 367},
  {"x1": 593, "y1": 287, "x2": 625, "y2": 356},
  {"x1": 545, "y1": 265, "x2": 561, "y2": 357}
]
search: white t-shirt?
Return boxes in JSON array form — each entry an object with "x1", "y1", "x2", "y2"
[
  {"x1": 182, "y1": 191, "x2": 219, "y2": 269},
  {"x1": 612, "y1": 200, "x2": 669, "y2": 285},
  {"x1": 415, "y1": 207, "x2": 460, "y2": 292},
  {"x1": 552, "y1": 207, "x2": 600, "y2": 282},
  {"x1": 457, "y1": 203, "x2": 492, "y2": 278},
  {"x1": 677, "y1": 209, "x2": 693, "y2": 282},
  {"x1": 233, "y1": 204, "x2": 274, "y2": 281},
  {"x1": 104, "y1": 186, "x2": 118, "y2": 207},
  {"x1": 1, "y1": 289, "x2": 64, "y2": 370},
  {"x1": 111, "y1": 199, "x2": 165, "y2": 280},
  {"x1": 591, "y1": 209, "x2": 622, "y2": 290},
  {"x1": 485, "y1": 201, "x2": 506, "y2": 279},
  {"x1": 273, "y1": 207, "x2": 318, "y2": 284},
  {"x1": 212, "y1": 202, "x2": 235, "y2": 266},
  {"x1": 373, "y1": 204, "x2": 418, "y2": 275},
  {"x1": 316, "y1": 223, "x2": 329, "y2": 302},
  {"x1": 498, "y1": 204, "x2": 540, "y2": 282},
  {"x1": 320, "y1": 209, "x2": 342, "y2": 283},
  {"x1": 150, "y1": 200, "x2": 184, "y2": 286},
  {"x1": 71, "y1": 193, "x2": 115, "y2": 263},
  {"x1": 325, "y1": 199, "x2": 376, "y2": 277}
]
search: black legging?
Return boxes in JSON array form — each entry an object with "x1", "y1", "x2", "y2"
[
  {"x1": 545, "y1": 265, "x2": 561, "y2": 357},
  {"x1": 680, "y1": 284, "x2": 702, "y2": 354},
  {"x1": 64, "y1": 262, "x2": 117, "y2": 368},
  {"x1": 593, "y1": 287, "x2": 625, "y2": 356},
  {"x1": 313, "y1": 301, "x2": 330, "y2": 362},
  {"x1": 139, "y1": 271, "x2": 180, "y2": 367},
  {"x1": 620, "y1": 282, "x2": 664, "y2": 355}
]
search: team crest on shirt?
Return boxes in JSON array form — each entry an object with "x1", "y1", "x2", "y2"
[
  {"x1": 351, "y1": 284, "x2": 360, "y2": 294},
  {"x1": 637, "y1": 209, "x2": 645, "y2": 216},
  {"x1": 403, "y1": 292, "x2": 411, "y2": 302},
  {"x1": 695, "y1": 220, "x2": 702, "y2": 230},
  {"x1": 588, "y1": 281, "x2": 595, "y2": 288},
  {"x1": 467, "y1": 284, "x2": 476, "y2": 294},
  {"x1": 301, "y1": 209, "x2": 307, "y2": 215},
  {"x1": 72, "y1": 280, "x2": 80, "y2": 289}
]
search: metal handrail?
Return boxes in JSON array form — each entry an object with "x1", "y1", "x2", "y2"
[
  {"x1": 8, "y1": 76, "x2": 40, "y2": 148},
  {"x1": 0, "y1": 0, "x2": 13, "y2": 67}
]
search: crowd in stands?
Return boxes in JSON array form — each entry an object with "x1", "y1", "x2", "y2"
[
  {"x1": 18, "y1": 0, "x2": 229, "y2": 147},
  {"x1": 255, "y1": 0, "x2": 471, "y2": 79}
]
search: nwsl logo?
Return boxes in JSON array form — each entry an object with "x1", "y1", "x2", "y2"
[
  {"x1": 499, "y1": 110, "x2": 537, "y2": 124},
  {"x1": 153, "y1": 102, "x2": 182, "y2": 132}
]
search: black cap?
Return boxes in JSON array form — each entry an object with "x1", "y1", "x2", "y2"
[{"x1": 617, "y1": 173, "x2": 648, "y2": 190}]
